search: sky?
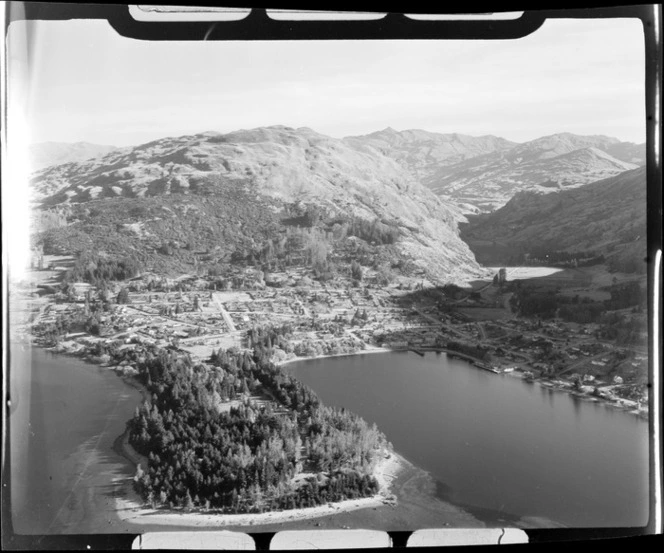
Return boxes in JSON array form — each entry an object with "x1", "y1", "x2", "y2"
[{"x1": 8, "y1": 16, "x2": 647, "y2": 147}]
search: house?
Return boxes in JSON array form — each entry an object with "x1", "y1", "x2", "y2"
[{"x1": 389, "y1": 341, "x2": 408, "y2": 348}]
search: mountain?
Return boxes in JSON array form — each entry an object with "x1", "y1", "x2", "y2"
[
  {"x1": 460, "y1": 166, "x2": 647, "y2": 272},
  {"x1": 501, "y1": 132, "x2": 626, "y2": 161},
  {"x1": 347, "y1": 131, "x2": 644, "y2": 213},
  {"x1": 603, "y1": 141, "x2": 647, "y2": 165},
  {"x1": 31, "y1": 126, "x2": 486, "y2": 283},
  {"x1": 28, "y1": 142, "x2": 119, "y2": 172},
  {"x1": 344, "y1": 128, "x2": 516, "y2": 190},
  {"x1": 419, "y1": 133, "x2": 642, "y2": 213},
  {"x1": 434, "y1": 144, "x2": 638, "y2": 212}
]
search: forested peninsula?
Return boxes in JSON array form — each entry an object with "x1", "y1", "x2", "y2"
[{"x1": 123, "y1": 327, "x2": 389, "y2": 514}]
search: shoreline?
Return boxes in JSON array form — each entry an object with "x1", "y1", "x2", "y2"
[
  {"x1": 410, "y1": 344, "x2": 648, "y2": 421},
  {"x1": 112, "y1": 449, "x2": 486, "y2": 533},
  {"x1": 509, "y1": 370, "x2": 648, "y2": 419},
  {"x1": 113, "y1": 450, "x2": 405, "y2": 529},
  {"x1": 277, "y1": 345, "x2": 392, "y2": 368}
]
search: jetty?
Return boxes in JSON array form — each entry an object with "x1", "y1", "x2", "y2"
[{"x1": 415, "y1": 346, "x2": 501, "y2": 375}]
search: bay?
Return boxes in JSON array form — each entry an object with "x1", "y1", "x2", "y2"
[{"x1": 286, "y1": 351, "x2": 650, "y2": 528}]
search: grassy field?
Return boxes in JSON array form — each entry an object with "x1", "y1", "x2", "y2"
[
  {"x1": 557, "y1": 288, "x2": 611, "y2": 301},
  {"x1": 456, "y1": 307, "x2": 511, "y2": 321},
  {"x1": 512, "y1": 265, "x2": 644, "y2": 291}
]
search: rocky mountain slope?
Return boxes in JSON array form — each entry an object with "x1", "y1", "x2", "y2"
[
  {"x1": 28, "y1": 141, "x2": 118, "y2": 172},
  {"x1": 347, "y1": 130, "x2": 644, "y2": 213},
  {"x1": 31, "y1": 126, "x2": 486, "y2": 283},
  {"x1": 344, "y1": 127, "x2": 516, "y2": 184},
  {"x1": 460, "y1": 166, "x2": 647, "y2": 273}
]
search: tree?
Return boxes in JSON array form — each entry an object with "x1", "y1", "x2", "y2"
[
  {"x1": 375, "y1": 264, "x2": 393, "y2": 286},
  {"x1": 84, "y1": 290, "x2": 91, "y2": 315},
  {"x1": 184, "y1": 490, "x2": 194, "y2": 511},
  {"x1": 351, "y1": 260, "x2": 363, "y2": 281},
  {"x1": 573, "y1": 375, "x2": 584, "y2": 391},
  {"x1": 85, "y1": 315, "x2": 101, "y2": 336},
  {"x1": 117, "y1": 287, "x2": 130, "y2": 304}
]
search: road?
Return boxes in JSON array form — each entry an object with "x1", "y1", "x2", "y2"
[
  {"x1": 212, "y1": 293, "x2": 237, "y2": 332},
  {"x1": 558, "y1": 351, "x2": 611, "y2": 377}
]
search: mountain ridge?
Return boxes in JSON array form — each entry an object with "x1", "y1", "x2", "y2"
[{"x1": 343, "y1": 129, "x2": 644, "y2": 213}]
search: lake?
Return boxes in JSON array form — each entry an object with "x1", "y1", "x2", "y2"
[
  {"x1": 286, "y1": 351, "x2": 650, "y2": 528},
  {"x1": 8, "y1": 345, "x2": 142, "y2": 534}
]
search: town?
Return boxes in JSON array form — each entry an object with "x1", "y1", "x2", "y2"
[{"x1": 14, "y1": 253, "x2": 649, "y2": 422}]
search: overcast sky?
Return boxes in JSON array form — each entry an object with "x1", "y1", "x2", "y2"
[{"x1": 10, "y1": 16, "x2": 646, "y2": 147}]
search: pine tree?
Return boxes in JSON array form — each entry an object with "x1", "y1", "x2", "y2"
[
  {"x1": 184, "y1": 490, "x2": 194, "y2": 511},
  {"x1": 117, "y1": 287, "x2": 130, "y2": 304}
]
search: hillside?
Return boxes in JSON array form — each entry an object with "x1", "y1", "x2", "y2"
[
  {"x1": 344, "y1": 128, "x2": 516, "y2": 186},
  {"x1": 434, "y1": 145, "x2": 637, "y2": 211},
  {"x1": 460, "y1": 166, "x2": 647, "y2": 273},
  {"x1": 31, "y1": 126, "x2": 486, "y2": 284},
  {"x1": 29, "y1": 141, "x2": 118, "y2": 172},
  {"x1": 347, "y1": 130, "x2": 644, "y2": 213}
]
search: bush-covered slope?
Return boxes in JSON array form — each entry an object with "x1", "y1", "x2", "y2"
[{"x1": 460, "y1": 167, "x2": 647, "y2": 273}]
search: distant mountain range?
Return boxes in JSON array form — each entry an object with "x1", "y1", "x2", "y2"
[
  {"x1": 31, "y1": 126, "x2": 486, "y2": 282},
  {"x1": 346, "y1": 130, "x2": 645, "y2": 213},
  {"x1": 31, "y1": 130, "x2": 645, "y2": 214},
  {"x1": 460, "y1": 166, "x2": 647, "y2": 272},
  {"x1": 28, "y1": 141, "x2": 118, "y2": 172}
]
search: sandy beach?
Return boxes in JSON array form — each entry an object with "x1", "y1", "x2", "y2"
[
  {"x1": 112, "y1": 450, "x2": 484, "y2": 533},
  {"x1": 114, "y1": 450, "x2": 403, "y2": 529}
]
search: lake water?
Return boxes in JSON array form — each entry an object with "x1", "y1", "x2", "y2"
[
  {"x1": 486, "y1": 266, "x2": 563, "y2": 279},
  {"x1": 286, "y1": 351, "x2": 650, "y2": 528},
  {"x1": 8, "y1": 345, "x2": 142, "y2": 534}
]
